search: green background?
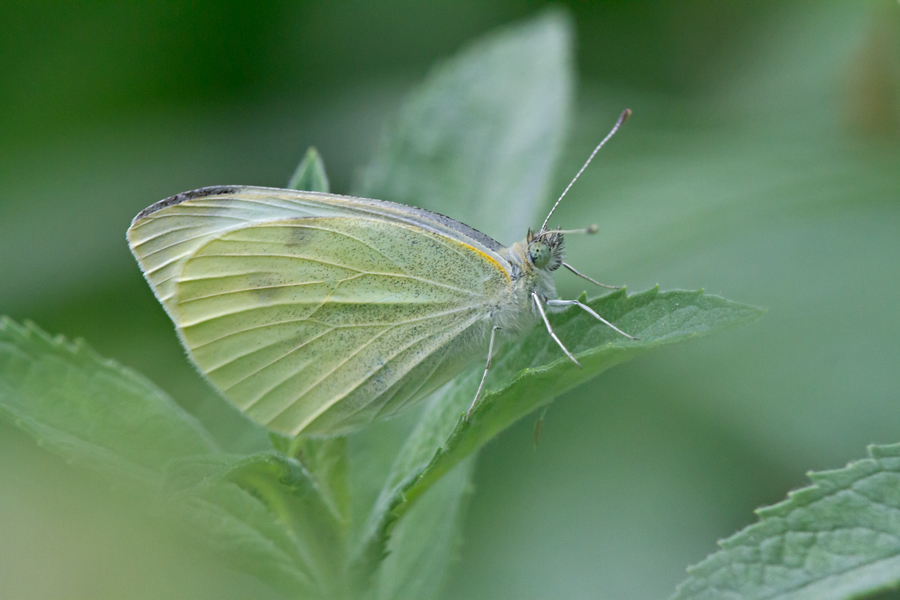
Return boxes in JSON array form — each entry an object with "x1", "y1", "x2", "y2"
[{"x1": 2, "y1": 2, "x2": 899, "y2": 598}]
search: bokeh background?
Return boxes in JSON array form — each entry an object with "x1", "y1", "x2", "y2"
[{"x1": 2, "y1": 2, "x2": 899, "y2": 599}]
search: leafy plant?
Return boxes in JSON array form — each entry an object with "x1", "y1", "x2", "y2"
[{"x1": 12, "y1": 10, "x2": 896, "y2": 600}]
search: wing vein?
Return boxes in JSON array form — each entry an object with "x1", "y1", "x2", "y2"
[
  {"x1": 179, "y1": 277, "x2": 478, "y2": 329},
  {"x1": 284, "y1": 312, "x2": 480, "y2": 432},
  {"x1": 271, "y1": 222, "x2": 400, "y2": 274},
  {"x1": 200, "y1": 306, "x2": 479, "y2": 372},
  {"x1": 131, "y1": 224, "x2": 207, "y2": 246},
  {"x1": 180, "y1": 257, "x2": 478, "y2": 297},
  {"x1": 369, "y1": 318, "x2": 481, "y2": 422},
  {"x1": 178, "y1": 252, "x2": 365, "y2": 275},
  {"x1": 248, "y1": 325, "x2": 395, "y2": 415},
  {"x1": 214, "y1": 325, "x2": 336, "y2": 383},
  {"x1": 180, "y1": 280, "x2": 330, "y2": 304}
]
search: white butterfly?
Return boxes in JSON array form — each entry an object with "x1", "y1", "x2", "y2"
[{"x1": 128, "y1": 110, "x2": 634, "y2": 436}]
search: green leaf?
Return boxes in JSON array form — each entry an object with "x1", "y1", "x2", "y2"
[
  {"x1": 292, "y1": 435, "x2": 351, "y2": 526},
  {"x1": 0, "y1": 317, "x2": 219, "y2": 485},
  {"x1": 165, "y1": 452, "x2": 345, "y2": 599},
  {"x1": 407, "y1": 288, "x2": 765, "y2": 501},
  {"x1": 374, "y1": 458, "x2": 476, "y2": 600},
  {"x1": 673, "y1": 443, "x2": 900, "y2": 600},
  {"x1": 355, "y1": 288, "x2": 763, "y2": 569},
  {"x1": 0, "y1": 317, "x2": 347, "y2": 598},
  {"x1": 355, "y1": 9, "x2": 573, "y2": 244},
  {"x1": 288, "y1": 146, "x2": 330, "y2": 193}
]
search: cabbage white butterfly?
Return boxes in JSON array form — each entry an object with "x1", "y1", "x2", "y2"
[{"x1": 128, "y1": 110, "x2": 634, "y2": 436}]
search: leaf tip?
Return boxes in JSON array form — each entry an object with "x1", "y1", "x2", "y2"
[
  {"x1": 870, "y1": 443, "x2": 900, "y2": 458},
  {"x1": 288, "y1": 146, "x2": 331, "y2": 193}
]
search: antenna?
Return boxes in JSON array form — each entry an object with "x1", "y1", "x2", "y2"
[{"x1": 540, "y1": 108, "x2": 631, "y2": 233}]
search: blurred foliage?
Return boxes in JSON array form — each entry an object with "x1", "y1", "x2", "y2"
[{"x1": 1, "y1": 1, "x2": 900, "y2": 599}]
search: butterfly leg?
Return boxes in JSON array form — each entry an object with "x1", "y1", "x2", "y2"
[
  {"x1": 562, "y1": 262, "x2": 621, "y2": 289},
  {"x1": 546, "y1": 299, "x2": 638, "y2": 340},
  {"x1": 532, "y1": 292, "x2": 582, "y2": 368},
  {"x1": 466, "y1": 325, "x2": 501, "y2": 421}
]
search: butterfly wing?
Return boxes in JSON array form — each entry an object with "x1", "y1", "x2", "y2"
[
  {"x1": 128, "y1": 186, "x2": 507, "y2": 319},
  {"x1": 128, "y1": 187, "x2": 511, "y2": 435}
]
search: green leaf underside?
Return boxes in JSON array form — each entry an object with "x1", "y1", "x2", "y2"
[
  {"x1": 352, "y1": 288, "x2": 764, "y2": 576},
  {"x1": 288, "y1": 147, "x2": 331, "y2": 193},
  {"x1": 673, "y1": 443, "x2": 900, "y2": 600},
  {"x1": 0, "y1": 317, "x2": 219, "y2": 485}
]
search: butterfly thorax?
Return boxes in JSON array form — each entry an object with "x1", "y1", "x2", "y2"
[{"x1": 494, "y1": 229, "x2": 564, "y2": 332}]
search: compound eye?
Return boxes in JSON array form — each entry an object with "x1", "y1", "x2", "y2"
[{"x1": 528, "y1": 242, "x2": 551, "y2": 269}]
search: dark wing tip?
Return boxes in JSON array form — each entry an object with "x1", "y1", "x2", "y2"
[{"x1": 131, "y1": 185, "x2": 242, "y2": 225}]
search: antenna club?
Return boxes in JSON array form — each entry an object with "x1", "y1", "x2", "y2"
[
  {"x1": 587, "y1": 224, "x2": 598, "y2": 234},
  {"x1": 621, "y1": 108, "x2": 632, "y2": 122}
]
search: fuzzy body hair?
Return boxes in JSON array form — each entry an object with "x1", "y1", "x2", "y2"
[{"x1": 490, "y1": 236, "x2": 562, "y2": 334}]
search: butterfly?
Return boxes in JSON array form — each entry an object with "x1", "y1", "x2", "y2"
[{"x1": 127, "y1": 110, "x2": 634, "y2": 437}]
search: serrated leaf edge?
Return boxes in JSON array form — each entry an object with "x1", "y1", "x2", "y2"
[{"x1": 672, "y1": 442, "x2": 900, "y2": 600}]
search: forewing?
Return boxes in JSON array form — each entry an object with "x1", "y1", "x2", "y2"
[
  {"x1": 174, "y1": 216, "x2": 509, "y2": 435},
  {"x1": 127, "y1": 186, "x2": 508, "y2": 323}
]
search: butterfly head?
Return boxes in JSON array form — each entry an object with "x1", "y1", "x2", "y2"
[{"x1": 526, "y1": 228, "x2": 564, "y2": 272}]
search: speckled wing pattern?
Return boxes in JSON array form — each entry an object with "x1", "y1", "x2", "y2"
[{"x1": 128, "y1": 187, "x2": 511, "y2": 435}]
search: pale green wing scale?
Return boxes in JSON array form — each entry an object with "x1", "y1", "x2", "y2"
[{"x1": 128, "y1": 186, "x2": 512, "y2": 435}]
